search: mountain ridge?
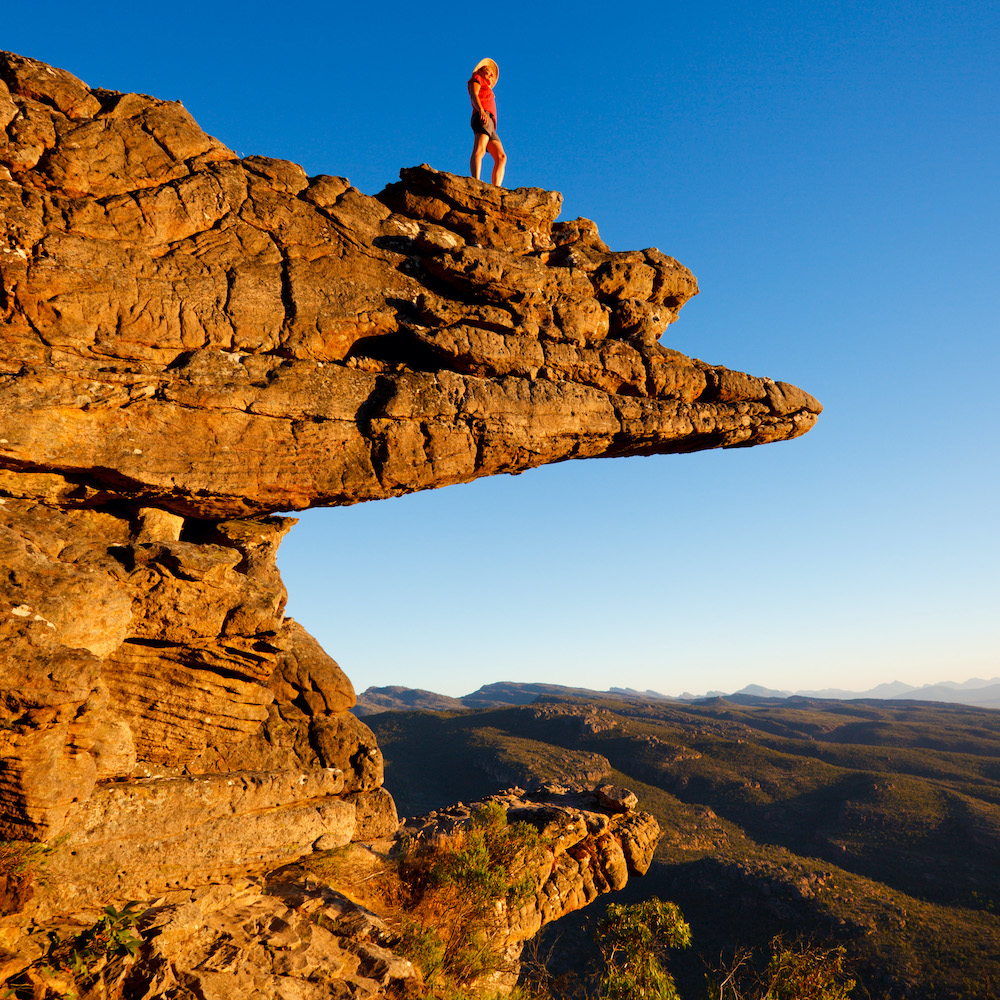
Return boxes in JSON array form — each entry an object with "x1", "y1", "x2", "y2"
[{"x1": 355, "y1": 676, "x2": 1000, "y2": 714}]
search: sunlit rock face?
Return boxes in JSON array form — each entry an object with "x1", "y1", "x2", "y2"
[
  {"x1": 0, "y1": 47, "x2": 818, "y2": 886},
  {"x1": 0, "y1": 51, "x2": 819, "y2": 522}
]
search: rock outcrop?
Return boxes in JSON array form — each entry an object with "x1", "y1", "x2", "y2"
[
  {"x1": 0, "y1": 51, "x2": 819, "y2": 522},
  {"x1": 402, "y1": 784, "x2": 660, "y2": 944},
  {"x1": 5, "y1": 785, "x2": 659, "y2": 998},
  {"x1": 0, "y1": 48, "x2": 819, "y2": 996}
]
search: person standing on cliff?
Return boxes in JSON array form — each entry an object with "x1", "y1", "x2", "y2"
[{"x1": 468, "y1": 57, "x2": 506, "y2": 187}]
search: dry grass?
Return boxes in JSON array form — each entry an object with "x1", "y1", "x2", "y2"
[
  {"x1": 299, "y1": 843, "x2": 407, "y2": 910},
  {"x1": 0, "y1": 839, "x2": 50, "y2": 916}
]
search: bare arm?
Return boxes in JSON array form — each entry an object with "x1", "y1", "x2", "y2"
[{"x1": 468, "y1": 75, "x2": 487, "y2": 122}]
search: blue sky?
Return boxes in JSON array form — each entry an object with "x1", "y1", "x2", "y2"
[{"x1": 7, "y1": 0, "x2": 998, "y2": 697}]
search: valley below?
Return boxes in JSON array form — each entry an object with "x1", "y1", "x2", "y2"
[{"x1": 361, "y1": 685, "x2": 1000, "y2": 999}]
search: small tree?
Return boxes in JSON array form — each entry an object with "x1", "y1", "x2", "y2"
[
  {"x1": 763, "y1": 940, "x2": 855, "y2": 1000},
  {"x1": 594, "y1": 898, "x2": 692, "y2": 1000},
  {"x1": 708, "y1": 937, "x2": 856, "y2": 1000}
]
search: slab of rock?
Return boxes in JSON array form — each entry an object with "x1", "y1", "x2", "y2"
[
  {"x1": 596, "y1": 783, "x2": 640, "y2": 812},
  {"x1": 0, "y1": 500, "x2": 299, "y2": 839},
  {"x1": 45, "y1": 768, "x2": 355, "y2": 906},
  {"x1": 217, "y1": 697, "x2": 386, "y2": 794},
  {"x1": 0, "y1": 50, "x2": 820, "y2": 522},
  {"x1": 0, "y1": 490, "x2": 389, "y2": 846}
]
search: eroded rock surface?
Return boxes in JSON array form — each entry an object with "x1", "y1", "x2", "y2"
[
  {"x1": 4, "y1": 785, "x2": 658, "y2": 998},
  {"x1": 0, "y1": 48, "x2": 818, "y2": 838},
  {"x1": 1, "y1": 48, "x2": 818, "y2": 997},
  {"x1": 402, "y1": 784, "x2": 659, "y2": 948},
  {"x1": 0, "y1": 50, "x2": 819, "y2": 522}
]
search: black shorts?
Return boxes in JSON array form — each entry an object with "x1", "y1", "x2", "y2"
[{"x1": 471, "y1": 111, "x2": 499, "y2": 140}]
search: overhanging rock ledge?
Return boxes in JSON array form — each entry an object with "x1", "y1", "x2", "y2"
[
  {"x1": 0, "y1": 49, "x2": 819, "y2": 993},
  {"x1": 0, "y1": 50, "x2": 820, "y2": 522}
]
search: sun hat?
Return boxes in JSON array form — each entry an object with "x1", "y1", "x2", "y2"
[{"x1": 473, "y1": 58, "x2": 500, "y2": 84}]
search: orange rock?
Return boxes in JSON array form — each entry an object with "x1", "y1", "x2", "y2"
[{"x1": 0, "y1": 50, "x2": 818, "y2": 904}]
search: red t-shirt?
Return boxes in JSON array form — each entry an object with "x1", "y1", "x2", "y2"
[{"x1": 470, "y1": 72, "x2": 497, "y2": 123}]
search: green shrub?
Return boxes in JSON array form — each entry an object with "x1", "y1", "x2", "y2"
[
  {"x1": 396, "y1": 801, "x2": 548, "y2": 988},
  {"x1": 428, "y1": 802, "x2": 545, "y2": 915},
  {"x1": 396, "y1": 917, "x2": 447, "y2": 983},
  {"x1": 594, "y1": 898, "x2": 691, "y2": 1000}
]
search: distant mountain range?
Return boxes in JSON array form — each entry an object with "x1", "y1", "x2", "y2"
[
  {"x1": 721, "y1": 676, "x2": 1000, "y2": 709},
  {"x1": 354, "y1": 676, "x2": 1000, "y2": 715},
  {"x1": 354, "y1": 681, "x2": 624, "y2": 715}
]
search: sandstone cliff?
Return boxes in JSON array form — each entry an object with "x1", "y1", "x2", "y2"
[{"x1": 0, "y1": 49, "x2": 820, "y2": 996}]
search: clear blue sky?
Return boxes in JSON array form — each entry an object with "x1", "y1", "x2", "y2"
[{"x1": 8, "y1": 0, "x2": 998, "y2": 697}]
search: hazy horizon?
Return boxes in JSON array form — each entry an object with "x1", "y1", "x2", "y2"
[{"x1": 355, "y1": 673, "x2": 1000, "y2": 705}]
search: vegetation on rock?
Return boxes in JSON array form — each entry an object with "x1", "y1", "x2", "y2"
[
  {"x1": 0, "y1": 840, "x2": 48, "y2": 906},
  {"x1": 6, "y1": 903, "x2": 144, "y2": 999},
  {"x1": 395, "y1": 802, "x2": 548, "y2": 987}
]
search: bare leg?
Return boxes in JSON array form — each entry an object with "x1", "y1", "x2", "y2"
[
  {"x1": 470, "y1": 132, "x2": 489, "y2": 180},
  {"x1": 487, "y1": 137, "x2": 507, "y2": 187}
]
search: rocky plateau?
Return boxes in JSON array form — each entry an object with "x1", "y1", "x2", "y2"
[{"x1": 0, "y1": 50, "x2": 820, "y2": 996}]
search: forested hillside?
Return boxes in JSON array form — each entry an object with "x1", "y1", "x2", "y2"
[{"x1": 363, "y1": 693, "x2": 1000, "y2": 999}]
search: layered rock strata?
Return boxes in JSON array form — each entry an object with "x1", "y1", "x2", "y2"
[
  {"x1": 0, "y1": 491, "x2": 392, "y2": 852},
  {"x1": 401, "y1": 784, "x2": 659, "y2": 962},
  {"x1": 0, "y1": 51, "x2": 820, "y2": 521},
  {"x1": 0, "y1": 49, "x2": 819, "y2": 848},
  {"x1": 0, "y1": 48, "x2": 819, "y2": 992},
  {"x1": 5, "y1": 785, "x2": 658, "y2": 998}
]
